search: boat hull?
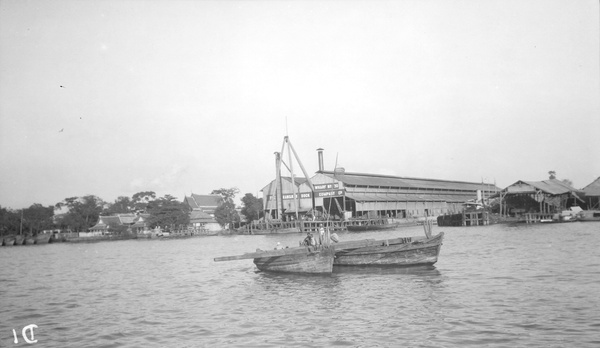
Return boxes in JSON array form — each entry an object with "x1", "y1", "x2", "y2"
[
  {"x1": 2, "y1": 237, "x2": 16, "y2": 246},
  {"x1": 14, "y1": 235, "x2": 24, "y2": 245},
  {"x1": 34, "y1": 234, "x2": 52, "y2": 244},
  {"x1": 250, "y1": 227, "x2": 301, "y2": 235},
  {"x1": 346, "y1": 223, "x2": 401, "y2": 232},
  {"x1": 578, "y1": 210, "x2": 600, "y2": 222},
  {"x1": 334, "y1": 233, "x2": 444, "y2": 267},
  {"x1": 253, "y1": 246, "x2": 335, "y2": 274}
]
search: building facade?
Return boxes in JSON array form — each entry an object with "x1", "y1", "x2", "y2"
[{"x1": 262, "y1": 170, "x2": 496, "y2": 219}]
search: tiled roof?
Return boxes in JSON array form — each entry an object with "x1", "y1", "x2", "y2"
[
  {"x1": 131, "y1": 221, "x2": 148, "y2": 228},
  {"x1": 117, "y1": 214, "x2": 137, "y2": 224},
  {"x1": 189, "y1": 210, "x2": 217, "y2": 223},
  {"x1": 184, "y1": 194, "x2": 223, "y2": 209},
  {"x1": 90, "y1": 216, "x2": 122, "y2": 230},
  {"x1": 90, "y1": 214, "x2": 148, "y2": 230}
]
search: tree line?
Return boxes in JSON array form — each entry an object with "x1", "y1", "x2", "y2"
[{"x1": 0, "y1": 187, "x2": 263, "y2": 236}]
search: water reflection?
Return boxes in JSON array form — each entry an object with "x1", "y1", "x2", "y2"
[{"x1": 333, "y1": 264, "x2": 441, "y2": 276}]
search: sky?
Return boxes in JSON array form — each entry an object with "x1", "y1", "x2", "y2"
[{"x1": 1, "y1": 0, "x2": 599, "y2": 209}]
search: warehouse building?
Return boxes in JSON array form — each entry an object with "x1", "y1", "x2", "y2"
[{"x1": 262, "y1": 149, "x2": 497, "y2": 220}]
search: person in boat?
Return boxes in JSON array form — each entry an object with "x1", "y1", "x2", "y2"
[
  {"x1": 318, "y1": 224, "x2": 325, "y2": 244},
  {"x1": 302, "y1": 232, "x2": 316, "y2": 246}
]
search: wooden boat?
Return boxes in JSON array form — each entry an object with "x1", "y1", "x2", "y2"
[
  {"x1": 24, "y1": 236, "x2": 35, "y2": 245},
  {"x1": 215, "y1": 245, "x2": 335, "y2": 274},
  {"x1": 345, "y1": 218, "x2": 418, "y2": 232},
  {"x1": 49, "y1": 233, "x2": 66, "y2": 243},
  {"x1": 577, "y1": 210, "x2": 600, "y2": 222},
  {"x1": 437, "y1": 213, "x2": 463, "y2": 226},
  {"x1": 34, "y1": 234, "x2": 52, "y2": 244},
  {"x1": 215, "y1": 135, "x2": 337, "y2": 274},
  {"x1": 14, "y1": 235, "x2": 24, "y2": 245},
  {"x1": 346, "y1": 220, "x2": 401, "y2": 231},
  {"x1": 2, "y1": 236, "x2": 16, "y2": 246},
  {"x1": 249, "y1": 227, "x2": 302, "y2": 235},
  {"x1": 333, "y1": 232, "x2": 444, "y2": 267}
]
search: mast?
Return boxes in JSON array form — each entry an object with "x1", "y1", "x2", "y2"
[
  {"x1": 277, "y1": 136, "x2": 317, "y2": 220},
  {"x1": 287, "y1": 138, "x2": 315, "y2": 192},
  {"x1": 285, "y1": 137, "x2": 300, "y2": 221},
  {"x1": 20, "y1": 209, "x2": 23, "y2": 236},
  {"x1": 275, "y1": 152, "x2": 284, "y2": 220}
]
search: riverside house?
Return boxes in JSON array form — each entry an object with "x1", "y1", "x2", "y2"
[{"x1": 184, "y1": 193, "x2": 222, "y2": 232}]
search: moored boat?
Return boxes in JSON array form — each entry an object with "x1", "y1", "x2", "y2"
[
  {"x1": 49, "y1": 233, "x2": 66, "y2": 243},
  {"x1": 214, "y1": 245, "x2": 335, "y2": 274},
  {"x1": 577, "y1": 210, "x2": 600, "y2": 222},
  {"x1": 14, "y1": 235, "x2": 24, "y2": 245},
  {"x1": 345, "y1": 218, "x2": 418, "y2": 231},
  {"x1": 34, "y1": 234, "x2": 52, "y2": 244},
  {"x1": 333, "y1": 232, "x2": 444, "y2": 267},
  {"x1": 2, "y1": 236, "x2": 16, "y2": 246},
  {"x1": 249, "y1": 226, "x2": 302, "y2": 235}
]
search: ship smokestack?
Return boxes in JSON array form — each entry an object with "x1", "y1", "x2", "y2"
[{"x1": 317, "y1": 148, "x2": 324, "y2": 172}]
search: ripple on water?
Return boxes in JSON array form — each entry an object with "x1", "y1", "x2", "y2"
[{"x1": 1, "y1": 224, "x2": 599, "y2": 347}]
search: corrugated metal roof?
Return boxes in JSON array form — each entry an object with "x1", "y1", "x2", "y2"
[
  {"x1": 517, "y1": 179, "x2": 577, "y2": 195},
  {"x1": 260, "y1": 177, "x2": 308, "y2": 193},
  {"x1": 582, "y1": 177, "x2": 600, "y2": 196},
  {"x1": 320, "y1": 171, "x2": 497, "y2": 192}
]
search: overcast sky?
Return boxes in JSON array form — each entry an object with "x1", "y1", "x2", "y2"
[{"x1": 1, "y1": 0, "x2": 598, "y2": 209}]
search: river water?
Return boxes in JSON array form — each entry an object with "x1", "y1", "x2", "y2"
[{"x1": 1, "y1": 222, "x2": 599, "y2": 347}]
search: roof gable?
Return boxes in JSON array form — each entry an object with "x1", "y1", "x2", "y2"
[
  {"x1": 582, "y1": 177, "x2": 600, "y2": 196},
  {"x1": 117, "y1": 214, "x2": 137, "y2": 224},
  {"x1": 506, "y1": 179, "x2": 580, "y2": 195},
  {"x1": 189, "y1": 210, "x2": 217, "y2": 223},
  {"x1": 185, "y1": 194, "x2": 223, "y2": 209}
]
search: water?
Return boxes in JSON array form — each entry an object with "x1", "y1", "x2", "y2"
[{"x1": 1, "y1": 222, "x2": 599, "y2": 347}]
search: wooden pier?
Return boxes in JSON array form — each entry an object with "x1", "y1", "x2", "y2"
[{"x1": 462, "y1": 211, "x2": 490, "y2": 226}]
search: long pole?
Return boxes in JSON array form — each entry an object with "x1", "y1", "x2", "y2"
[
  {"x1": 275, "y1": 152, "x2": 284, "y2": 220},
  {"x1": 285, "y1": 137, "x2": 300, "y2": 221},
  {"x1": 20, "y1": 209, "x2": 23, "y2": 236},
  {"x1": 287, "y1": 137, "x2": 317, "y2": 214}
]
